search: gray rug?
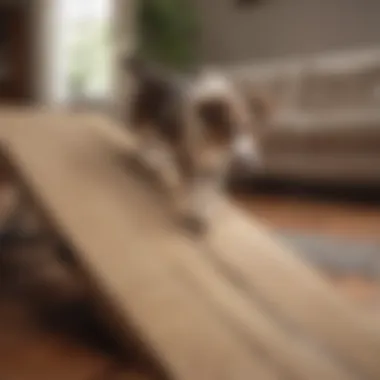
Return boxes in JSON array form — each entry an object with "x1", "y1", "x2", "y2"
[{"x1": 277, "y1": 230, "x2": 380, "y2": 278}]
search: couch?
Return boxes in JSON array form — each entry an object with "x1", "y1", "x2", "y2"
[{"x1": 228, "y1": 48, "x2": 380, "y2": 190}]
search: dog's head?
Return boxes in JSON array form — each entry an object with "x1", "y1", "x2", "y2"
[{"x1": 189, "y1": 70, "x2": 271, "y2": 174}]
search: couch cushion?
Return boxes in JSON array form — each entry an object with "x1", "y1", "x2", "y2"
[
  {"x1": 260, "y1": 153, "x2": 380, "y2": 183},
  {"x1": 261, "y1": 111, "x2": 380, "y2": 155}
]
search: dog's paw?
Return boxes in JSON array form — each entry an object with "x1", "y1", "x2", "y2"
[{"x1": 173, "y1": 189, "x2": 211, "y2": 236}]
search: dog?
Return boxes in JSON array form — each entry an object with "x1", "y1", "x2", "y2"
[{"x1": 123, "y1": 56, "x2": 270, "y2": 233}]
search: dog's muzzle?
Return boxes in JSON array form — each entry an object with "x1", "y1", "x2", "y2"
[{"x1": 232, "y1": 135, "x2": 262, "y2": 170}]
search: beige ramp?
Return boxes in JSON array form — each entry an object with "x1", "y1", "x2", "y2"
[{"x1": 0, "y1": 109, "x2": 378, "y2": 380}]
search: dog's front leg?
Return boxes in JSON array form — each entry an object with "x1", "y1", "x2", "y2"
[
  {"x1": 144, "y1": 149, "x2": 208, "y2": 235},
  {"x1": 173, "y1": 147, "x2": 217, "y2": 234},
  {"x1": 176, "y1": 179, "x2": 211, "y2": 235}
]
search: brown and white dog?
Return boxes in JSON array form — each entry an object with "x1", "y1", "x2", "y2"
[{"x1": 124, "y1": 56, "x2": 270, "y2": 233}]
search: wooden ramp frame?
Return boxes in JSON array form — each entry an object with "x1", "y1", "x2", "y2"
[{"x1": 0, "y1": 109, "x2": 379, "y2": 380}]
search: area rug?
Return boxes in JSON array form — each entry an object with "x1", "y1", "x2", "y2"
[{"x1": 276, "y1": 230, "x2": 380, "y2": 279}]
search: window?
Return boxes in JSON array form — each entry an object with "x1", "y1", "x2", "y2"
[{"x1": 52, "y1": 0, "x2": 112, "y2": 104}]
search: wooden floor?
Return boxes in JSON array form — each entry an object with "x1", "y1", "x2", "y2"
[
  {"x1": 235, "y1": 194, "x2": 380, "y2": 240},
  {"x1": 0, "y1": 301, "x2": 152, "y2": 380},
  {"x1": 235, "y1": 194, "x2": 380, "y2": 309}
]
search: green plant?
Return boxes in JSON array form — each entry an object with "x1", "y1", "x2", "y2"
[{"x1": 137, "y1": 0, "x2": 199, "y2": 71}]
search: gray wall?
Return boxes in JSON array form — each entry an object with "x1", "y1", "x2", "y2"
[{"x1": 194, "y1": 0, "x2": 380, "y2": 65}]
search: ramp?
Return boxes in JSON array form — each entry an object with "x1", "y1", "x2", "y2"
[{"x1": 0, "y1": 109, "x2": 379, "y2": 380}]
